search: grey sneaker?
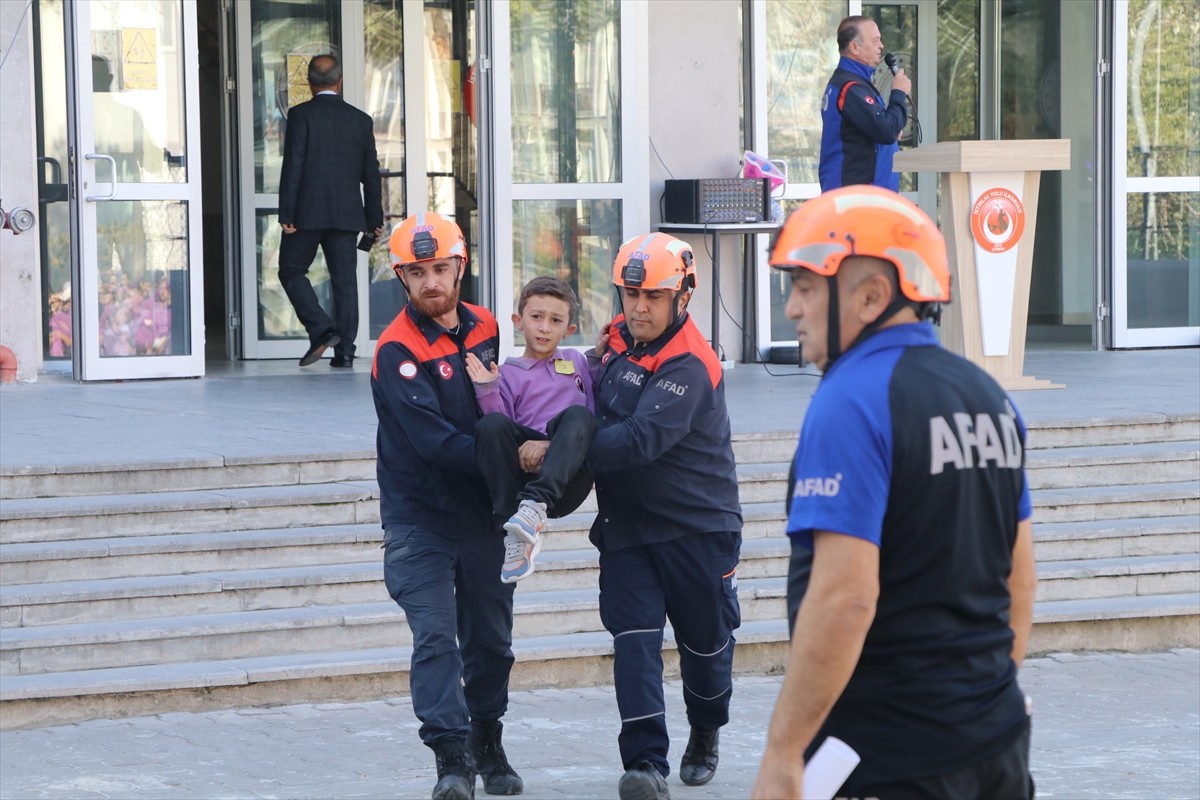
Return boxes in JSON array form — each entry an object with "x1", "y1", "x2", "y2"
[
  {"x1": 500, "y1": 531, "x2": 541, "y2": 584},
  {"x1": 503, "y1": 499, "x2": 547, "y2": 544}
]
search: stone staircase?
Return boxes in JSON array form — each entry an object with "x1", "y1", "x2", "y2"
[{"x1": 1, "y1": 417, "x2": 1197, "y2": 730}]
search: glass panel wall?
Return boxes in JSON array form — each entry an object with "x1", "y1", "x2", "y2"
[
  {"x1": 249, "y1": 0, "x2": 340, "y2": 342},
  {"x1": 97, "y1": 200, "x2": 191, "y2": 357},
  {"x1": 761, "y1": 0, "x2": 842, "y2": 350},
  {"x1": 763, "y1": 0, "x2": 843, "y2": 187},
  {"x1": 34, "y1": 0, "x2": 72, "y2": 362},
  {"x1": 867, "y1": 3, "x2": 918, "y2": 193},
  {"x1": 511, "y1": 200, "x2": 622, "y2": 347},
  {"x1": 936, "y1": 0, "x2": 979, "y2": 142},
  {"x1": 510, "y1": 0, "x2": 621, "y2": 184},
  {"x1": 1124, "y1": 0, "x2": 1200, "y2": 331},
  {"x1": 1001, "y1": 0, "x2": 1096, "y2": 344},
  {"x1": 364, "y1": 0, "x2": 406, "y2": 337}
]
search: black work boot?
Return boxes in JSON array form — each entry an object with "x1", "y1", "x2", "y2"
[
  {"x1": 617, "y1": 760, "x2": 671, "y2": 800},
  {"x1": 679, "y1": 727, "x2": 719, "y2": 786},
  {"x1": 432, "y1": 738, "x2": 476, "y2": 800},
  {"x1": 467, "y1": 719, "x2": 523, "y2": 795}
]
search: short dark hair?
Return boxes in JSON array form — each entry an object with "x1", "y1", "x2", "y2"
[
  {"x1": 837, "y1": 16, "x2": 873, "y2": 53},
  {"x1": 518, "y1": 276, "x2": 579, "y2": 324},
  {"x1": 307, "y1": 55, "x2": 341, "y2": 88}
]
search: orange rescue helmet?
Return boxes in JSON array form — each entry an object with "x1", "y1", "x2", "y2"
[
  {"x1": 612, "y1": 232, "x2": 696, "y2": 293},
  {"x1": 389, "y1": 212, "x2": 468, "y2": 268},
  {"x1": 769, "y1": 185, "x2": 950, "y2": 305}
]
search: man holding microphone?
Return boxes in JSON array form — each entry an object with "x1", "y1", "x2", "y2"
[{"x1": 818, "y1": 15, "x2": 911, "y2": 192}]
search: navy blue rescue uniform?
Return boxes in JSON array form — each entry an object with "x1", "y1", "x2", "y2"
[
  {"x1": 818, "y1": 56, "x2": 908, "y2": 191},
  {"x1": 372, "y1": 302, "x2": 516, "y2": 750},
  {"x1": 785, "y1": 322, "x2": 1035, "y2": 796},
  {"x1": 587, "y1": 312, "x2": 743, "y2": 778}
]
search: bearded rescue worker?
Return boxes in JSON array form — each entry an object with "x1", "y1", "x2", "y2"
[
  {"x1": 752, "y1": 186, "x2": 1037, "y2": 800},
  {"x1": 583, "y1": 233, "x2": 742, "y2": 800},
  {"x1": 373, "y1": 212, "x2": 523, "y2": 800}
]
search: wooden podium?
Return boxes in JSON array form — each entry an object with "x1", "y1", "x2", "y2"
[{"x1": 894, "y1": 140, "x2": 1071, "y2": 390}]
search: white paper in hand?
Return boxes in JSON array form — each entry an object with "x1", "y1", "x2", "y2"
[{"x1": 801, "y1": 736, "x2": 861, "y2": 800}]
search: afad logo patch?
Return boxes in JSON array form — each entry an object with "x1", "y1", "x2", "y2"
[
  {"x1": 864, "y1": 96, "x2": 875, "y2": 105},
  {"x1": 398, "y1": 361, "x2": 419, "y2": 379},
  {"x1": 438, "y1": 361, "x2": 454, "y2": 380}
]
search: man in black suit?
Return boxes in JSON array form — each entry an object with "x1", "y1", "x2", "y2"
[{"x1": 278, "y1": 54, "x2": 383, "y2": 368}]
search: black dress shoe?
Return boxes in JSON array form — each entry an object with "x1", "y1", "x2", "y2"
[
  {"x1": 679, "y1": 727, "x2": 718, "y2": 786},
  {"x1": 299, "y1": 331, "x2": 340, "y2": 366},
  {"x1": 329, "y1": 354, "x2": 354, "y2": 368}
]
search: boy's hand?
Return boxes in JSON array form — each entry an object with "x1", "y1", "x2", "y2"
[
  {"x1": 465, "y1": 352, "x2": 499, "y2": 384},
  {"x1": 595, "y1": 322, "x2": 611, "y2": 357},
  {"x1": 518, "y1": 440, "x2": 550, "y2": 473}
]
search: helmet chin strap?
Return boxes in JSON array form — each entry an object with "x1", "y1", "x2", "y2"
[{"x1": 822, "y1": 271, "x2": 911, "y2": 371}]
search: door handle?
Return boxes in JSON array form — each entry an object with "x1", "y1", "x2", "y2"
[
  {"x1": 38, "y1": 156, "x2": 68, "y2": 204},
  {"x1": 84, "y1": 153, "x2": 117, "y2": 201}
]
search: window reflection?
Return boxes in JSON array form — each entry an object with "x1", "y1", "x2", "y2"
[
  {"x1": 256, "y1": 211, "x2": 331, "y2": 339},
  {"x1": 251, "y1": 1, "x2": 339, "y2": 194},
  {"x1": 96, "y1": 200, "x2": 190, "y2": 357},
  {"x1": 1126, "y1": 0, "x2": 1200, "y2": 180},
  {"x1": 88, "y1": 0, "x2": 185, "y2": 183},
  {"x1": 510, "y1": 0, "x2": 621, "y2": 184},
  {"x1": 1126, "y1": 192, "x2": 1199, "y2": 329},
  {"x1": 512, "y1": 200, "x2": 622, "y2": 345},
  {"x1": 364, "y1": 0, "x2": 407, "y2": 337},
  {"x1": 764, "y1": 0, "x2": 843, "y2": 186},
  {"x1": 936, "y1": 0, "x2": 979, "y2": 142}
]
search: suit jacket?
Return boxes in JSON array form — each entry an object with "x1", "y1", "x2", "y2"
[{"x1": 278, "y1": 93, "x2": 383, "y2": 232}]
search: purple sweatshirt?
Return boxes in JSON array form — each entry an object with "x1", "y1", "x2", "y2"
[{"x1": 475, "y1": 349, "x2": 594, "y2": 433}]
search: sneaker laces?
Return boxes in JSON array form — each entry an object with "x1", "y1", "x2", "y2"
[
  {"x1": 503, "y1": 536, "x2": 528, "y2": 563},
  {"x1": 514, "y1": 502, "x2": 544, "y2": 529}
]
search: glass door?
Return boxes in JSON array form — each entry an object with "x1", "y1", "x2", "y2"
[
  {"x1": 69, "y1": 0, "x2": 204, "y2": 380},
  {"x1": 489, "y1": 0, "x2": 649, "y2": 356},
  {"x1": 1112, "y1": 0, "x2": 1199, "y2": 348},
  {"x1": 749, "y1": 0, "x2": 936, "y2": 360},
  {"x1": 234, "y1": 0, "x2": 343, "y2": 359}
]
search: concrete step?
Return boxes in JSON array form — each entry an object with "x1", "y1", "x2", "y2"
[
  {"x1": 0, "y1": 538, "x2": 790, "y2": 628},
  {"x1": 1028, "y1": 592, "x2": 1200, "y2": 654},
  {"x1": 1025, "y1": 440, "x2": 1199, "y2": 490},
  {"x1": 1025, "y1": 414, "x2": 1200, "y2": 449},
  {"x1": 0, "y1": 482, "x2": 383, "y2": 543},
  {"x1": 0, "y1": 502, "x2": 791, "y2": 586},
  {"x1": 0, "y1": 453, "x2": 377, "y2": 501},
  {"x1": 708, "y1": 442, "x2": 1199, "y2": 513},
  {"x1": 0, "y1": 618, "x2": 794, "y2": 731},
  {"x1": 1035, "y1": 553, "x2": 1200, "y2": 602},
  {"x1": 0, "y1": 577, "x2": 789, "y2": 677},
  {"x1": 0, "y1": 524, "x2": 385, "y2": 585},
  {"x1": 1031, "y1": 481, "x2": 1199, "y2": 523},
  {"x1": 0, "y1": 431, "x2": 803, "y2": 502},
  {"x1": 3, "y1": 592, "x2": 1196, "y2": 732},
  {"x1": 1033, "y1": 516, "x2": 1200, "y2": 561}
]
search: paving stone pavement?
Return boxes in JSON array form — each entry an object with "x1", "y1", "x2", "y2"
[{"x1": 0, "y1": 650, "x2": 1196, "y2": 800}]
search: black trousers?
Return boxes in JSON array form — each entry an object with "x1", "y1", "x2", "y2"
[
  {"x1": 474, "y1": 405, "x2": 596, "y2": 525},
  {"x1": 278, "y1": 228, "x2": 358, "y2": 356},
  {"x1": 598, "y1": 532, "x2": 742, "y2": 776},
  {"x1": 841, "y1": 717, "x2": 1034, "y2": 800}
]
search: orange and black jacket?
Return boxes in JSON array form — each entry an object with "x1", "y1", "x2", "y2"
[
  {"x1": 586, "y1": 312, "x2": 742, "y2": 553},
  {"x1": 371, "y1": 302, "x2": 499, "y2": 534}
]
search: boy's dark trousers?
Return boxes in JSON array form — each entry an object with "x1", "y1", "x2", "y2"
[{"x1": 474, "y1": 405, "x2": 596, "y2": 523}]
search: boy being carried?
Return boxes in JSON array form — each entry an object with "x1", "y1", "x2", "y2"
[{"x1": 466, "y1": 276, "x2": 597, "y2": 583}]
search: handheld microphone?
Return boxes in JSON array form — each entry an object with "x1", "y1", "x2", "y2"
[{"x1": 884, "y1": 53, "x2": 899, "y2": 76}]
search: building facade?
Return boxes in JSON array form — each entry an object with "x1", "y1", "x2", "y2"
[{"x1": 1, "y1": 0, "x2": 1196, "y2": 382}]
